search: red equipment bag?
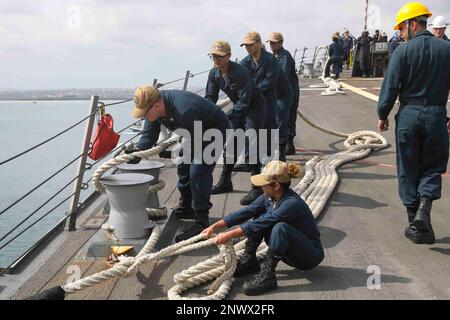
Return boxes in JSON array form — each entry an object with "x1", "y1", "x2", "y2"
[{"x1": 88, "y1": 114, "x2": 120, "y2": 160}]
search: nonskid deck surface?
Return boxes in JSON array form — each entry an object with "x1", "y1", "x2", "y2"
[{"x1": 5, "y1": 76, "x2": 450, "y2": 300}]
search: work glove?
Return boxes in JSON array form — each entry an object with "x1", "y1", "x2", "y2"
[
  {"x1": 159, "y1": 150, "x2": 172, "y2": 159},
  {"x1": 124, "y1": 148, "x2": 142, "y2": 164}
]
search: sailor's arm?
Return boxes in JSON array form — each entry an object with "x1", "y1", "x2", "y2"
[
  {"x1": 202, "y1": 195, "x2": 266, "y2": 240},
  {"x1": 202, "y1": 219, "x2": 228, "y2": 239},
  {"x1": 222, "y1": 195, "x2": 266, "y2": 227},
  {"x1": 204, "y1": 70, "x2": 220, "y2": 104},
  {"x1": 285, "y1": 52, "x2": 297, "y2": 81},
  {"x1": 136, "y1": 119, "x2": 161, "y2": 150},
  {"x1": 214, "y1": 227, "x2": 245, "y2": 245},
  {"x1": 258, "y1": 57, "x2": 280, "y2": 93},
  {"x1": 377, "y1": 47, "x2": 404, "y2": 129},
  {"x1": 201, "y1": 219, "x2": 245, "y2": 245},
  {"x1": 328, "y1": 44, "x2": 334, "y2": 58},
  {"x1": 229, "y1": 69, "x2": 252, "y2": 124}
]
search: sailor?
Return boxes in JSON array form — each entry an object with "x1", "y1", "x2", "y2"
[
  {"x1": 340, "y1": 30, "x2": 354, "y2": 70},
  {"x1": 130, "y1": 85, "x2": 231, "y2": 242},
  {"x1": 202, "y1": 160, "x2": 324, "y2": 296},
  {"x1": 388, "y1": 31, "x2": 404, "y2": 62},
  {"x1": 373, "y1": 29, "x2": 381, "y2": 42},
  {"x1": 429, "y1": 16, "x2": 449, "y2": 41},
  {"x1": 371, "y1": 31, "x2": 389, "y2": 77},
  {"x1": 268, "y1": 32, "x2": 300, "y2": 157},
  {"x1": 204, "y1": 40, "x2": 267, "y2": 204},
  {"x1": 239, "y1": 31, "x2": 282, "y2": 205},
  {"x1": 327, "y1": 32, "x2": 344, "y2": 79},
  {"x1": 355, "y1": 31, "x2": 373, "y2": 77},
  {"x1": 377, "y1": 2, "x2": 450, "y2": 245}
]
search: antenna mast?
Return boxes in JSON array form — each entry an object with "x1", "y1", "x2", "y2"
[{"x1": 364, "y1": 0, "x2": 369, "y2": 30}]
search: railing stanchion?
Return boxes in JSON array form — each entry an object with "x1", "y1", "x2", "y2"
[
  {"x1": 182, "y1": 70, "x2": 190, "y2": 91},
  {"x1": 66, "y1": 95, "x2": 99, "y2": 231},
  {"x1": 299, "y1": 46, "x2": 307, "y2": 74},
  {"x1": 312, "y1": 46, "x2": 318, "y2": 67}
]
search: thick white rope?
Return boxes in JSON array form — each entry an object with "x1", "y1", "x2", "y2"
[
  {"x1": 62, "y1": 228, "x2": 238, "y2": 300},
  {"x1": 60, "y1": 96, "x2": 387, "y2": 300},
  {"x1": 319, "y1": 76, "x2": 345, "y2": 96},
  {"x1": 91, "y1": 134, "x2": 181, "y2": 194},
  {"x1": 308, "y1": 59, "x2": 345, "y2": 96},
  {"x1": 296, "y1": 109, "x2": 347, "y2": 138},
  {"x1": 146, "y1": 180, "x2": 168, "y2": 218}
]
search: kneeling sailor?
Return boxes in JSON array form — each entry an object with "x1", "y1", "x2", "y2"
[{"x1": 202, "y1": 160, "x2": 324, "y2": 295}]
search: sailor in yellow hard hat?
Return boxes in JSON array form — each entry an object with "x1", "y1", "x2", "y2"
[{"x1": 377, "y1": 2, "x2": 450, "y2": 245}]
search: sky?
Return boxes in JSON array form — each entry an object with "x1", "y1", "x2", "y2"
[{"x1": 0, "y1": 0, "x2": 449, "y2": 90}]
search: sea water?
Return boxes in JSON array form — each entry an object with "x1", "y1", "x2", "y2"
[{"x1": 0, "y1": 100, "x2": 136, "y2": 268}]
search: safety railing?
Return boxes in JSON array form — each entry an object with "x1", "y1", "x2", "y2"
[
  {"x1": 1, "y1": 49, "x2": 309, "y2": 273},
  {"x1": 295, "y1": 46, "x2": 329, "y2": 77},
  {"x1": 0, "y1": 67, "x2": 212, "y2": 274}
]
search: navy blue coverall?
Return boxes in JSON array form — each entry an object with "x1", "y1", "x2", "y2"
[
  {"x1": 355, "y1": 35, "x2": 372, "y2": 76},
  {"x1": 388, "y1": 38, "x2": 403, "y2": 62},
  {"x1": 377, "y1": 30, "x2": 450, "y2": 209},
  {"x1": 275, "y1": 47, "x2": 299, "y2": 143},
  {"x1": 241, "y1": 50, "x2": 281, "y2": 161},
  {"x1": 327, "y1": 41, "x2": 344, "y2": 78},
  {"x1": 224, "y1": 188, "x2": 324, "y2": 270},
  {"x1": 275, "y1": 69, "x2": 293, "y2": 145},
  {"x1": 136, "y1": 90, "x2": 230, "y2": 213},
  {"x1": 340, "y1": 36, "x2": 354, "y2": 63},
  {"x1": 205, "y1": 60, "x2": 266, "y2": 171},
  {"x1": 240, "y1": 50, "x2": 280, "y2": 132}
]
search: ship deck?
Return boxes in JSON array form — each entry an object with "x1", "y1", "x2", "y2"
[{"x1": 3, "y1": 75, "x2": 450, "y2": 300}]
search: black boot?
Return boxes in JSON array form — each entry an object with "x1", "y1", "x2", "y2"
[
  {"x1": 174, "y1": 210, "x2": 209, "y2": 243},
  {"x1": 405, "y1": 206, "x2": 435, "y2": 245},
  {"x1": 413, "y1": 198, "x2": 433, "y2": 233},
  {"x1": 243, "y1": 249, "x2": 279, "y2": 296},
  {"x1": 172, "y1": 197, "x2": 195, "y2": 220},
  {"x1": 240, "y1": 185, "x2": 263, "y2": 206},
  {"x1": 233, "y1": 237, "x2": 261, "y2": 278},
  {"x1": 286, "y1": 139, "x2": 296, "y2": 156},
  {"x1": 405, "y1": 206, "x2": 420, "y2": 242},
  {"x1": 279, "y1": 144, "x2": 287, "y2": 162},
  {"x1": 212, "y1": 167, "x2": 233, "y2": 195}
]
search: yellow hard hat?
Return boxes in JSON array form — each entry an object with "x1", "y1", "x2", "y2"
[{"x1": 394, "y1": 2, "x2": 432, "y2": 30}]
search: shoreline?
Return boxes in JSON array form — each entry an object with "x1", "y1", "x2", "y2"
[{"x1": 0, "y1": 98, "x2": 131, "y2": 102}]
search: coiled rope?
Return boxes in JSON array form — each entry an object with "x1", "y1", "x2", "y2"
[
  {"x1": 308, "y1": 57, "x2": 345, "y2": 96},
  {"x1": 39, "y1": 95, "x2": 388, "y2": 300}
]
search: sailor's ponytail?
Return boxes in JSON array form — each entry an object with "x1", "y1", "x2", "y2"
[{"x1": 287, "y1": 162, "x2": 303, "y2": 179}]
